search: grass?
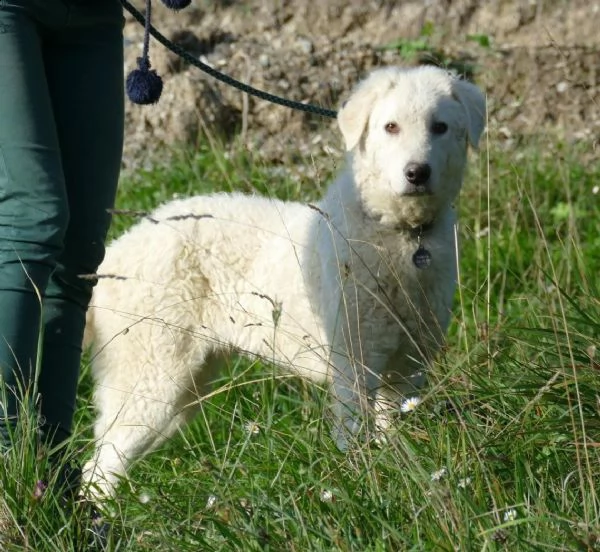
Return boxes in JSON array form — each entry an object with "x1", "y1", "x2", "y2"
[{"x1": 1, "y1": 134, "x2": 599, "y2": 551}]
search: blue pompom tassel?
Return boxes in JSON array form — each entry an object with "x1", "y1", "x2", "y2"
[
  {"x1": 160, "y1": 0, "x2": 191, "y2": 10},
  {"x1": 126, "y1": 57, "x2": 163, "y2": 105},
  {"x1": 125, "y1": 0, "x2": 190, "y2": 106}
]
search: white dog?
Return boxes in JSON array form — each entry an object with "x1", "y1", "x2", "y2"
[{"x1": 83, "y1": 65, "x2": 485, "y2": 497}]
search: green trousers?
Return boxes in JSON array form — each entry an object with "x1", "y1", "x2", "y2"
[{"x1": 0, "y1": 0, "x2": 124, "y2": 448}]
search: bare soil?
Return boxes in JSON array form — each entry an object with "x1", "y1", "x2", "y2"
[{"x1": 122, "y1": 0, "x2": 600, "y2": 169}]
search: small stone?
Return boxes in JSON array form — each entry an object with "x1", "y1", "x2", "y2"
[{"x1": 296, "y1": 37, "x2": 314, "y2": 55}]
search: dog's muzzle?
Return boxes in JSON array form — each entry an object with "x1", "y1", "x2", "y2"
[{"x1": 403, "y1": 162, "x2": 432, "y2": 196}]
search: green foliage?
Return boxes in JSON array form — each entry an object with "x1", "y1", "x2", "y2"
[
  {"x1": 377, "y1": 23, "x2": 478, "y2": 79},
  {"x1": 2, "y1": 136, "x2": 599, "y2": 550},
  {"x1": 467, "y1": 34, "x2": 492, "y2": 48}
]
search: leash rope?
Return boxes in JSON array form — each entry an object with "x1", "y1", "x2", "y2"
[{"x1": 120, "y1": 0, "x2": 338, "y2": 119}]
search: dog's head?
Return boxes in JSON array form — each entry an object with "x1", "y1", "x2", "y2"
[{"x1": 338, "y1": 66, "x2": 486, "y2": 228}]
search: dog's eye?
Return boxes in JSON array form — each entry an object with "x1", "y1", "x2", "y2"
[
  {"x1": 384, "y1": 122, "x2": 400, "y2": 134},
  {"x1": 431, "y1": 121, "x2": 448, "y2": 135}
]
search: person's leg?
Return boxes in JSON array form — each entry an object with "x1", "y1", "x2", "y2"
[
  {"x1": 37, "y1": 1, "x2": 125, "y2": 447},
  {"x1": 0, "y1": 8, "x2": 69, "y2": 445}
]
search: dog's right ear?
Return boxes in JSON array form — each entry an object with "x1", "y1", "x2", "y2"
[
  {"x1": 337, "y1": 81, "x2": 380, "y2": 151},
  {"x1": 452, "y1": 78, "x2": 487, "y2": 150}
]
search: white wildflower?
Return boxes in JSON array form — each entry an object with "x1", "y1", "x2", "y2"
[
  {"x1": 400, "y1": 396, "x2": 422, "y2": 413},
  {"x1": 430, "y1": 467, "x2": 447, "y2": 482},
  {"x1": 320, "y1": 489, "x2": 334, "y2": 503},
  {"x1": 593, "y1": 185, "x2": 600, "y2": 195},
  {"x1": 244, "y1": 421, "x2": 260, "y2": 435},
  {"x1": 206, "y1": 494, "x2": 218, "y2": 509},
  {"x1": 503, "y1": 508, "x2": 518, "y2": 522},
  {"x1": 457, "y1": 477, "x2": 472, "y2": 489},
  {"x1": 239, "y1": 498, "x2": 253, "y2": 515},
  {"x1": 138, "y1": 492, "x2": 152, "y2": 504}
]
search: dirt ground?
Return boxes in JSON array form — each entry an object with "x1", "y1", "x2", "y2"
[{"x1": 121, "y1": 0, "x2": 599, "y2": 169}]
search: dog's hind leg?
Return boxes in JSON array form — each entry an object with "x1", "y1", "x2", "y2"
[{"x1": 83, "y1": 350, "x2": 218, "y2": 498}]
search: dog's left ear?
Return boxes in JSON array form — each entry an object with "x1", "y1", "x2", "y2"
[
  {"x1": 452, "y1": 79, "x2": 486, "y2": 149},
  {"x1": 337, "y1": 79, "x2": 380, "y2": 151}
]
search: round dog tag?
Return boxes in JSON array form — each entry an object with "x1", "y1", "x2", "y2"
[{"x1": 412, "y1": 246, "x2": 432, "y2": 269}]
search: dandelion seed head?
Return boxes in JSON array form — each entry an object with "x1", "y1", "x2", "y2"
[{"x1": 139, "y1": 492, "x2": 151, "y2": 504}]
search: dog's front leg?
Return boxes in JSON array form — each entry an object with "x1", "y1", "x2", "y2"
[{"x1": 328, "y1": 354, "x2": 370, "y2": 451}]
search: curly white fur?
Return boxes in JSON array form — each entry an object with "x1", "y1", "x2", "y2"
[{"x1": 83, "y1": 65, "x2": 485, "y2": 497}]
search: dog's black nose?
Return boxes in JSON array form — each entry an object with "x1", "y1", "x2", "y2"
[{"x1": 404, "y1": 163, "x2": 431, "y2": 185}]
